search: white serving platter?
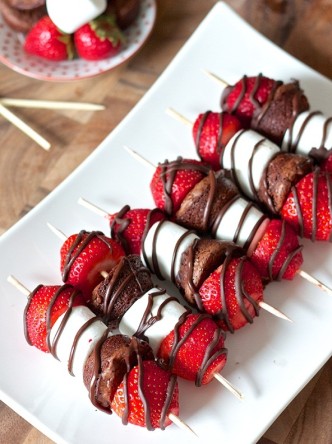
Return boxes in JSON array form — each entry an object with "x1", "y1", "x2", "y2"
[{"x1": 1, "y1": 2, "x2": 332, "y2": 443}]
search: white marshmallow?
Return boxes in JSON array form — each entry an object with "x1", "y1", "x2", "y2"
[
  {"x1": 119, "y1": 287, "x2": 187, "y2": 355},
  {"x1": 141, "y1": 220, "x2": 199, "y2": 281},
  {"x1": 46, "y1": 0, "x2": 107, "y2": 34},
  {"x1": 214, "y1": 196, "x2": 266, "y2": 248},
  {"x1": 49, "y1": 306, "x2": 108, "y2": 379},
  {"x1": 282, "y1": 111, "x2": 332, "y2": 156},
  {"x1": 222, "y1": 129, "x2": 280, "y2": 200}
]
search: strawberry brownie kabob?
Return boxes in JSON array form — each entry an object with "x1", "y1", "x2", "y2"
[
  {"x1": 47, "y1": 220, "x2": 243, "y2": 399},
  {"x1": 121, "y1": 147, "x2": 332, "y2": 299},
  {"x1": 7, "y1": 232, "x2": 198, "y2": 434},
  {"x1": 167, "y1": 106, "x2": 332, "y2": 249},
  {"x1": 78, "y1": 194, "x2": 292, "y2": 335}
]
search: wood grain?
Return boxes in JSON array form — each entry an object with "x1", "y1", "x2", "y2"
[{"x1": 0, "y1": 1, "x2": 331, "y2": 443}]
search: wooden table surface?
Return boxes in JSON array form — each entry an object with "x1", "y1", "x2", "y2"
[{"x1": 1, "y1": 1, "x2": 332, "y2": 443}]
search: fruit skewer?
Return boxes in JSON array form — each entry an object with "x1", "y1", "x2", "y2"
[
  {"x1": 7, "y1": 275, "x2": 196, "y2": 434},
  {"x1": 48, "y1": 222, "x2": 244, "y2": 398},
  {"x1": 78, "y1": 198, "x2": 292, "y2": 328},
  {"x1": 167, "y1": 108, "x2": 332, "y2": 244},
  {"x1": 122, "y1": 148, "x2": 332, "y2": 298},
  {"x1": 206, "y1": 71, "x2": 332, "y2": 163}
]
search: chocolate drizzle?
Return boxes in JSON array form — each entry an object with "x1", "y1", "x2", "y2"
[
  {"x1": 92, "y1": 255, "x2": 153, "y2": 325},
  {"x1": 24, "y1": 284, "x2": 81, "y2": 354},
  {"x1": 134, "y1": 288, "x2": 190, "y2": 342},
  {"x1": 86, "y1": 333, "x2": 154, "y2": 417},
  {"x1": 166, "y1": 312, "x2": 227, "y2": 386},
  {"x1": 61, "y1": 230, "x2": 114, "y2": 282},
  {"x1": 194, "y1": 111, "x2": 224, "y2": 163},
  {"x1": 110, "y1": 205, "x2": 165, "y2": 255},
  {"x1": 121, "y1": 357, "x2": 178, "y2": 430},
  {"x1": 267, "y1": 220, "x2": 303, "y2": 281},
  {"x1": 221, "y1": 73, "x2": 283, "y2": 120},
  {"x1": 181, "y1": 239, "x2": 257, "y2": 333},
  {"x1": 289, "y1": 167, "x2": 332, "y2": 241},
  {"x1": 156, "y1": 157, "x2": 211, "y2": 215}
]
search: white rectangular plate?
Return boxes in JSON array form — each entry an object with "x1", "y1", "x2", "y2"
[{"x1": 1, "y1": 3, "x2": 332, "y2": 444}]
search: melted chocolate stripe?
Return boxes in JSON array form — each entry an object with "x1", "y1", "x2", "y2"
[
  {"x1": 291, "y1": 185, "x2": 304, "y2": 238},
  {"x1": 88, "y1": 328, "x2": 111, "y2": 414},
  {"x1": 234, "y1": 257, "x2": 257, "y2": 323},
  {"x1": 195, "y1": 111, "x2": 211, "y2": 156},
  {"x1": 110, "y1": 204, "x2": 131, "y2": 254},
  {"x1": 211, "y1": 194, "x2": 240, "y2": 238},
  {"x1": 196, "y1": 327, "x2": 227, "y2": 386},
  {"x1": 311, "y1": 167, "x2": 319, "y2": 241},
  {"x1": 327, "y1": 172, "x2": 332, "y2": 243},
  {"x1": 23, "y1": 284, "x2": 43, "y2": 345},
  {"x1": 159, "y1": 374, "x2": 178, "y2": 430},
  {"x1": 62, "y1": 230, "x2": 113, "y2": 282}
]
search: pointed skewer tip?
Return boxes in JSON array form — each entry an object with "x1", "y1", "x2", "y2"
[
  {"x1": 213, "y1": 373, "x2": 244, "y2": 400},
  {"x1": 168, "y1": 413, "x2": 199, "y2": 438},
  {"x1": 259, "y1": 301, "x2": 293, "y2": 323},
  {"x1": 298, "y1": 269, "x2": 332, "y2": 297}
]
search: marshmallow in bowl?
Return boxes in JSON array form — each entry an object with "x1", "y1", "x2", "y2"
[{"x1": 46, "y1": 0, "x2": 107, "y2": 34}]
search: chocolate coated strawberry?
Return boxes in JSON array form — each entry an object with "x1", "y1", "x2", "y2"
[
  {"x1": 111, "y1": 359, "x2": 179, "y2": 430},
  {"x1": 60, "y1": 230, "x2": 125, "y2": 300},
  {"x1": 250, "y1": 219, "x2": 303, "y2": 282},
  {"x1": 198, "y1": 255, "x2": 263, "y2": 331},
  {"x1": 150, "y1": 157, "x2": 210, "y2": 215},
  {"x1": 109, "y1": 206, "x2": 165, "y2": 255},
  {"x1": 24, "y1": 284, "x2": 84, "y2": 352},
  {"x1": 281, "y1": 167, "x2": 332, "y2": 241},
  {"x1": 193, "y1": 111, "x2": 242, "y2": 170},
  {"x1": 158, "y1": 313, "x2": 227, "y2": 386}
]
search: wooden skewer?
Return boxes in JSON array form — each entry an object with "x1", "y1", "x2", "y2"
[
  {"x1": 0, "y1": 98, "x2": 105, "y2": 111},
  {"x1": 0, "y1": 103, "x2": 51, "y2": 150},
  {"x1": 168, "y1": 413, "x2": 199, "y2": 437},
  {"x1": 8, "y1": 274, "x2": 197, "y2": 436},
  {"x1": 47, "y1": 222, "x2": 67, "y2": 242},
  {"x1": 7, "y1": 274, "x2": 30, "y2": 297},
  {"x1": 202, "y1": 69, "x2": 229, "y2": 88}
]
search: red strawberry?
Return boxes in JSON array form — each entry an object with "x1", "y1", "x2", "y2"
[
  {"x1": 157, "y1": 313, "x2": 227, "y2": 386},
  {"x1": 108, "y1": 206, "x2": 165, "y2": 255},
  {"x1": 221, "y1": 74, "x2": 278, "y2": 127},
  {"x1": 60, "y1": 230, "x2": 125, "y2": 300},
  {"x1": 24, "y1": 16, "x2": 74, "y2": 61},
  {"x1": 280, "y1": 168, "x2": 332, "y2": 241},
  {"x1": 24, "y1": 284, "x2": 84, "y2": 353},
  {"x1": 192, "y1": 111, "x2": 242, "y2": 170},
  {"x1": 150, "y1": 157, "x2": 210, "y2": 215},
  {"x1": 198, "y1": 257, "x2": 263, "y2": 332},
  {"x1": 250, "y1": 219, "x2": 303, "y2": 282},
  {"x1": 74, "y1": 14, "x2": 124, "y2": 61},
  {"x1": 111, "y1": 360, "x2": 179, "y2": 430}
]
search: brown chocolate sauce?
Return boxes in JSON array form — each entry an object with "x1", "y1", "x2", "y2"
[
  {"x1": 183, "y1": 239, "x2": 258, "y2": 333},
  {"x1": 99, "y1": 256, "x2": 152, "y2": 324},
  {"x1": 290, "y1": 166, "x2": 332, "y2": 241},
  {"x1": 121, "y1": 355, "x2": 178, "y2": 430},
  {"x1": 62, "y1": 230, "x2": 114, "y2": 282},
  {"x1": 156, "y1": 157, "x2": 210, "y2": 215},
  {"x1": 110, "y1": 205, "x2": 165, "y2": 255}
]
